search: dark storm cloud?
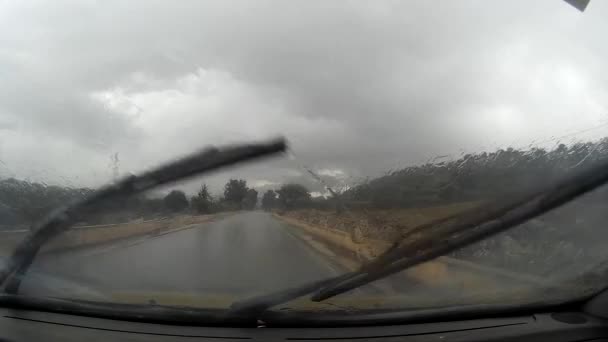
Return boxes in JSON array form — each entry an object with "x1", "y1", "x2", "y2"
[{"x1": 1, "y1": 0, "x2": 607, "y2": 190}]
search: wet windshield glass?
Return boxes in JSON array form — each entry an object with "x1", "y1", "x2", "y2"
[{"x1": 1, "y1": 0, "x2": 607, "y2": 318}]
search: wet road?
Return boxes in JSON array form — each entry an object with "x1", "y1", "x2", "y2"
[{"x1": 21, "y1": 212, "x2": 345, "y2": 299}]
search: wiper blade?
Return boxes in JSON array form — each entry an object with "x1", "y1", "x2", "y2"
[
  {"x1": 230, "y1": 157, "x2": 608, "y2": 313},
  {"x1": 0, "y1": 294, "x2": 256, "y2": 327},
  {"x1": 229, "y1": 274, "x2": 352, "y2": 315},
  {"x1": 311, "y1": 159, "x2": 608, "y2": 301},
  {"x1": 0, "y1": 138, "x2": 287, "y2": 294}
]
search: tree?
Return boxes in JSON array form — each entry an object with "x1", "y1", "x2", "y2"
[
  {"x1": 191, "y1": 184, "x2": 213, "y2": 214},
  {"x1": 140, "y1": 197, "x2": 164, "y2": 217},
  {"x1": 164, "y1": 190, "x2": 189, "y2": 213},
  {"x1": 261, "y1": 190, "x2": 277, "y2": 211},
  {"x1": 223, "y1": 179, "x2": 248, "y2": 209},
  {"x1": 277, "y1": 183, "x2": 311, "y2": 210},
  {"x1": 0, "y1": 178, "x2": 92, "y2": 225},
  {"x1": 243, "y1": 188, "x2": 258, "y2": 210}
]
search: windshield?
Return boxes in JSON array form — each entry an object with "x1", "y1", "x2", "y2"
[{"x1": 1, "y1": 0, "x2": 607, "y2": 323}]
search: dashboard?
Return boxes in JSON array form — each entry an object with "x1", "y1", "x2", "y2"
[{"x1": 1, "y1": 307, "x2": 608, "y2": 342}]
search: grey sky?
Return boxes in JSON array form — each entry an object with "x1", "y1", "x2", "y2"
[{"x1": 1, "y1": 0, "x2": 607, "y2": 195}]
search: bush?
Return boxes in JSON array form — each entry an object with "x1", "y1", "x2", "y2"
[{"x1": 164, "y1": 190, "x2": 189, "y2": 213}]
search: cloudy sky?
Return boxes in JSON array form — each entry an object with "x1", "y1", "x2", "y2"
[{"x1": 0, "y1": 0, "x2": 607, "y2": 195}]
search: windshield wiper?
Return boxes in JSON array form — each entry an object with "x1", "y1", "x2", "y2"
[
  {"x1": 229, "y1": 274, "x2": 354, "y2": 314},
  {"x1": 0, "y1": 138, "x2": 287, "y2": 294},
  {"x1": 230, "y1": 158, "x2": 608, "y2": 314},
  {"x1": 0, "y1": 294, "x2": 257, "y2": 327}
]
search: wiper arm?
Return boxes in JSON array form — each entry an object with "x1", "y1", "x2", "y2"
[
  {"x1": 230, "y1": 158, "x2": 608, "y2": 313},
  {"x1": 311, "y1": 159, "x2": 608, "y2": 301},
  {"x1": 0, "y1": 138, "x2": 287, "y2": 294},
  {"x1": 229, "y1": 274, "x2": 353, "y2": 315},
  {"x1": 0, "y1": 294, "x2": 256, "y2": 327}
]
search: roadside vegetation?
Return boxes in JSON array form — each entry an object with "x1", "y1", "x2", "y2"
[
  {"x1": 266, "y1": 140, "x2": 608, "y2": 278},
  {"x1": 3, "y1": 139, "x2": 608, "y2": 279},
  {"x1": 0, "y1": 176, "x2": 270, "y2": 228}
]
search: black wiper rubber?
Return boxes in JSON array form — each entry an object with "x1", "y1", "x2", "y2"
[
  {"x1": 0, "y1": 138, "x2": 287, "y2": 294},
  {"x1": 230, "y1": 158, "x2": 608, "y2": 313},
  {"x1": 229, "y1": 274, "x2": 353, "y2": 315},
  {"x1": 0, "y1": 294, "x2": 256, "y2": 327}
]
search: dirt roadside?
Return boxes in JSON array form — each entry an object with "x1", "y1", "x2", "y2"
[
  {"x1": 275, "y1": 214, "x2": 451, "y2": 288},
  {"x1": 0, "y1": 213, "x2": 231, "y2": 256},
  {"x1": 274, "y1": 213, "x2": 552, "y2": 292}
]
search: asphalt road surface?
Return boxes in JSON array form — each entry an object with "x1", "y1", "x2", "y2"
[{"x1": 20, "y1": 212, "x2": 350, "y2": 300}]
